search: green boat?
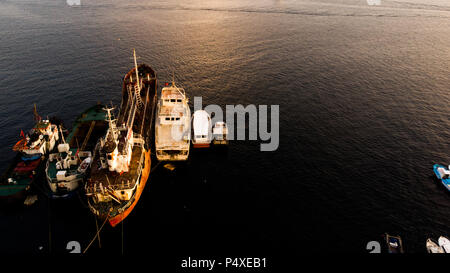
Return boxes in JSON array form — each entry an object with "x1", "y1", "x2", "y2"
[
  {"x1": 45, "y1": 104, "x2": 108, "y2": 199},
  {"x1": 0, "y1": 153, "x2": 44, "y2": 203}
]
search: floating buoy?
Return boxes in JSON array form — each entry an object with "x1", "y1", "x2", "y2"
[{"x1": 164, "y1": 163, "x2": 176, "y2": 171}]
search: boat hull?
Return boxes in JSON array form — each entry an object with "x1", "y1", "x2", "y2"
[
  {"x1": 433, "y1": 164, "x2": 450, "y2": 192},
  {"x1": 108, "y1": 148, "x2": 151, "y2": 227},
  {"x1": 0, "y1": 156, "x2": 45, "y2": 204},
  {"x1": 192, "y1": 143, "x2": 210, "y2": 148}
]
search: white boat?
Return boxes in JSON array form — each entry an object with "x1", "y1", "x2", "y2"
[
  {"x1": 192, "y1": 110, "x2": 212, "y2": 148},
  {"x1": 212, "y1": 121, "x2": 228, "y2": 145},
  {"x1": 426, "y1": 238, "x2": 445, "y2": 253},
  {"x1": 13, "y1": 118, "x2": 59, "y2": 157},
  {"x1": 155, "y1": 80, "x2": 191, "y2": 161},
  {"x1": 45, "y1": 105, "x2": 108, "y2": 198},
  {"x1": 46, "y1": 144, "x2": 92, "y2": 198},
  {"x1": 438, "y1": 236, "x2": 450, "y2": 253}
]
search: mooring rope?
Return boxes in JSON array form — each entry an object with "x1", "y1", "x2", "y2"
[
  {"x1": 82, "y1": 214, "x2": 109, "y2": 254},
  {"x1": 150, "y1": 161, "x2": 161, "y2": 173}
]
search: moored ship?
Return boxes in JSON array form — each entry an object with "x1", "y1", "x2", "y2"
[
  {"x1": 1, "y1": 106, "x2": 59, "y2": 202},
  {"x1": 192, "y1": 110, "x2": 212, "y2": 148},
  {"x1": 85, "y1": 50, "x2": 157, "y2": 227},
  {"x1": 155, "y1": 80, "x2": 191, "y2": 161},
  {"x1": 13, "y1": 105, "x2": 59, "y2": 158},
  {"x1": 45, "y1": 104, "x2": 108, "y2": 198}
]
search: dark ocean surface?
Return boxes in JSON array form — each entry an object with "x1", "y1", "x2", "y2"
[{"x1": 0, "y1": 0, "x2": 449, "y2": 256}]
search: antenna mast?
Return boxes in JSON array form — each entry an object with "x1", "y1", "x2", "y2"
[{"x1": 133, "y1": 49, "x2": 141, "y2": 91}]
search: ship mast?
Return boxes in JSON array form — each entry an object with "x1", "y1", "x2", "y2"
[
  {"x1": 133, "y1": 49, "x2": 141, "y2": 91},
  {"x1": 104, "y1": 107, "x2": 118, "y2": 140},
  {"x1": 132, "y1": 49, "x2": 144, "y2": 109}
]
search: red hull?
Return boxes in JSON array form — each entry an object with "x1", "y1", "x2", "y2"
[
  {"x1": 193, "y1": 143, "x2": 210, "y2": 148},
  {"x1": 108, "y1": 149, "x2": 151, "y2": 227}
]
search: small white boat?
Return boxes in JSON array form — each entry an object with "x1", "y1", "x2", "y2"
[
  {"x1": 212, "y1": 121, "x2": 228, "y2": 145},
  {"x1": 426, "y1": 238, "x2": 445, "y2": 253},
  {"x1": 384, "y1": 233, "x2": 404, "y2": 253},
  {"x1": 433, "y1": 164, "x2": 450, "y2": 192},
  {"x1": 438, "y1": 236, "x2": 450, "y2": 253},
  {"x1": 192, "y1": 110, "x2": 212, "y2": 148}
]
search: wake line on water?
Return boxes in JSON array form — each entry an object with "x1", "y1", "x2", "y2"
[{"x1": 116, "y1": 5, "x2": 450, "y2": 19}]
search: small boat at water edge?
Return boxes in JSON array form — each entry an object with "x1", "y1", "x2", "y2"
[
  {"x1": 384, "y1": 233, "x2": 404, "y2": 253},
  {"x1": 212, "y1": 121, "x2": 228, "y2": 145},
  {"x1": 426, "y1": 238, "x2": 445, "y2": 253},
  {"x1": 192, "y1": 110, "x2": 212, "y2": 148},
  {"x1": 46, "y1": 104, "x2": 108, "y2": 199},
  {"x1": 86, "y1": 49, "x2": 157, "y2": 227},
  {"x1": 155, "y1": 79, "x2": 191, "y2": 161},
  {"x1": 433, "y1": 164, "x2": 450, "y2": 192},
  {"x1": 438, "y1": 236, "x2": 450, "y2": 253}
]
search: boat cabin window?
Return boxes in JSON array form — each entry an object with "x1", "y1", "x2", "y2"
[
  {"x1": 170, "y1": 99, "x2": 176, "y2": 102},
  {"x1": 175, "y1": 117, "x2": 180, "y2": 121},
  {"x1": 176, "y1": 99, "x2": 182, "y2": 102},
  {"x1": 165, "y1": 117, "x2": 170, "y2": 121}
]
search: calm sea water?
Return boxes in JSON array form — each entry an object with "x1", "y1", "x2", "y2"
[{"x1": 0, "y1": 0, "x2": 449, "y2": 256}]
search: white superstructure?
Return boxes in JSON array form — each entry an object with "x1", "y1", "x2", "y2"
[{"x1": 155, "y1": 81, "x2": 191, "y2": 161}]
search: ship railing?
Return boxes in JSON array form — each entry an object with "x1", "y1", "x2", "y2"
[
  {"x1": 156, "y1": 143, "x2": 189, "y2": 150},
  {"x1": 133, "y1": 134, "x2": 145, "y2": 147},
  {"x1": 85, "y1": 179, "x2": 138, "y2": 194}
]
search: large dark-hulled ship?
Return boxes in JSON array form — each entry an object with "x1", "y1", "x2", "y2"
[{"x1": 85, "y1": 50, "x2": 157, "y2": 227}]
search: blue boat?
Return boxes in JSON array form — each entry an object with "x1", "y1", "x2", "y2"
[{"x1": 433, "y1": 164, "x2": 450, "y2": 192}]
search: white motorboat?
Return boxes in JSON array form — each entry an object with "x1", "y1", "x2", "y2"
[
  {"x1": 192, "y1": 110, "x2": 212, "y2": 148},
  {"x1": 438, "y1": 236, "x2": 450, "y2": 253},
  {"x1": 212, "y1": 121, "x2": 228, "y2": 145},
  {"x1": 426, "y1": 238, "x2": 445, "y2": 253}
]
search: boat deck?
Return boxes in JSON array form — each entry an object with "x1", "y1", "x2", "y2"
[
  {"x1": 67, "y1": 105, "x2": 108, "y2": 152},
  {"x1": 88, "y1": 145, "x2": 144, "y2": 189},
  {"x1": 156, "y1": 123, "x2": 189, "y2": 147}
]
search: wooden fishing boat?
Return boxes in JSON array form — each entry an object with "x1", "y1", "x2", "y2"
[
  {"x1": 13, "y1": 105, "x2": 59, "y2": 157},
  {"x1": 0, "y1": 106, "x2": 59, "y2": 203},
  {"x1": 85, "y1": 49, "x2": 157, "y2": 227},
  {"x1": 0, "y1": 153, "x2": 44, "y2": 203}
]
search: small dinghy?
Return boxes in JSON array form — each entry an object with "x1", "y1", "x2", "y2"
[
  {"x1": 426, "y1": 238, "x2": 445, "y2": 253},
  {"x1": 192, "y1": 110, "x2": 212, "y2": 148},
  {"x1": 438, "y1": 236, "x2": 450, "y2": 253},
  {"x1": 212, "y1": 121, "x2": 228, "y2": 145},
  {"x1": 384, "y1": 233, "x2": 404, "y2": 253},
  {"x1": 433, "y1": 164, "x2": 450, "y2": 192}
]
